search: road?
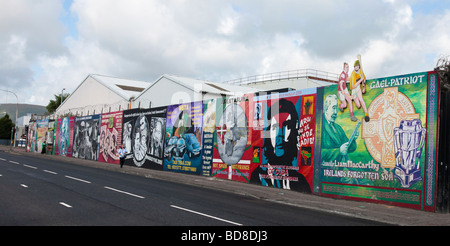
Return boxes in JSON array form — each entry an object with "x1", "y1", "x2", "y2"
[{"x1": 0, "y1": 150, "x2": 390, "y2": 227}]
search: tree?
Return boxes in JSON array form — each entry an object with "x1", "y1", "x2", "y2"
[
  {"x1": 46, "y1": 93, "x2": 69, "y2": 114},
  {"x1": 0, "y1": 114, "x2": 15, "y2": 139}
]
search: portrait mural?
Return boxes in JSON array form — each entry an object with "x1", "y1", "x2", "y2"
[
  {"x1": 250, "y1": 89, "x2": 316, "y2": 192},
  {"x1": 122, "y1": 107, "x2": 167, "y2": 169},
  {"x1": 319, "y1": 69, "x2": 436, "y2": 209},
  {"x1": 55, "y1": 117, "x2": 75, "y2": 157},
  {"x1": 26, "y1": 122, "x2": 37, "y2": 153},
  {"x1": 73, "y1": 115, "x2": 100, "y2": 161},
  {"x1": 99, "y1": 111, "x2": 123, "y2": 165}
]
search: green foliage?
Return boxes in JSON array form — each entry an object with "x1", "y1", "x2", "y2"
[
  {"x1": 0, "y1": 114, "x2": 15, "y2": 139},
  {"x1": 46, "y1": 93, "x2": 69, "y2": 114}
]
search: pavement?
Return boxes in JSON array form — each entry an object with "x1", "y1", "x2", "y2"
[{"x1": 3, "y1": 145, "x2": 450, "y2": 226}]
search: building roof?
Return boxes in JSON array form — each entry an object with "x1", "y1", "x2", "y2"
[
  {"x1": 136, "y1": 74, "x2": 260, "y2": 99},
  {"x1": 169, "y1": 74, "x2": 260, "y2": 95},
  {"x1": 89, "y1": 74, "x2": 152, "y2": 100},
  {"x1": 56, "y1": 74, "x2": 153, "y2": 115}
]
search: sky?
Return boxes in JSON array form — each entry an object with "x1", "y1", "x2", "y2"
[{"x1": 1, "y1": 0, "x2": 450, "y2": 106}]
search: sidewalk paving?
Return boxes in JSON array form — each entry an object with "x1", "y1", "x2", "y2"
[{"x1": 3, "y1": 145, "x2": 450, "y2": 226}]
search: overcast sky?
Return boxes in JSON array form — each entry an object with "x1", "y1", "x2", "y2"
[{"x1": 1, "y1": 0, "x2": 450, "y2": 106}]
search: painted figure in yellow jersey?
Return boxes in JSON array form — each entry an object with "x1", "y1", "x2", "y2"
[{"x1": 349, "y1": 60, "x2": 370, "y2": 122}]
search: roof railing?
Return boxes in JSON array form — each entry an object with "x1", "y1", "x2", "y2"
[{"x1": 223, "y1": 69, "x2": 339, "y2": 85}]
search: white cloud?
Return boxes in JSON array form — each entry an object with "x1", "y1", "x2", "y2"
[{"x1": 1, "y1": 0, "x2": 450, "y2": 107}]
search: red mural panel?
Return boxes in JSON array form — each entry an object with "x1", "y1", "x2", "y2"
[{"x1": 98, "y1": 111, "x2": 123, "y2": 164}]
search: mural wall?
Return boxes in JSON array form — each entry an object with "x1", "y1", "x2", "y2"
[
  {"x1": 316, "y1": 70, "x2": 439, "y2": 211},
  {"x1": 55, "y1": 117, "x2": 75, "y2": 157},
  {"x1": 36, "y1": 119, "x2": 49, "y2": 153},
  {"x1": 98, "y1": 111, "x2": 123, "y2": 165},
  {"x1": 73, "y1": 115, "x2": 100, "y2": 160},
  {"x1": 250, "y1": 89, "x2": 316, "y2": 193},
  {"x1": 47, "y1": 120, "x2": 55, "y2": 154},
  {"x1": 164, "y1": 101, "x2": 204, "y2": 174},
  {"x1": 211, "y1": 95, "x2": 253, "y2": 182},
  {"x1": 35, "y1": 68, "x2": 440, "y2": 211},
  {"x1": 122, "y1": 107, "x2": 167, "y2": 169},
  {"x1": 26, "y1": 121, "x2": 37, "y2": 152}
]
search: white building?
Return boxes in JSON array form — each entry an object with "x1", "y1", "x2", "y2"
[
  {"x1": 223, "y1": 69, "x2": 338, "y2": 91},
  {"x1": 56, "y1": 74, "x2": 152, "y2": 117},
  {"x1": 55, "y1": 69, "x2": 337, "y2": 118},
  {"x1": 132, "y1": 74, "x2": 261, "y2": 108}
]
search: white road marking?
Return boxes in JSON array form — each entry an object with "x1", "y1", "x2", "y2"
[
  {"x1": 104, "y1": 186, "x2": 145, "y2": 199},
  {"x1": 59, "y1": 202, "x2": 72, "y2": 208},
  {"x1": 0, "y1": 158, "x2": 6, "y2": 161},
  {"x1": 9, "y1": 160, "x2": 20, "y2": 165},
  {"x1": 65, "y1": 175, "x2": 91, "y2": 184},
  {"x1": 20, "y1": 184, "x2": 28, "y2": 188},
  {"x1": 23, "y1": 164, "x2": 37, "y2": 169},
  {"x1": 43, "y1": 170, "x2": 57, "y2": 175},
  {"x1": 170, "y1": 205, "x2": 243, "y2": 226}
]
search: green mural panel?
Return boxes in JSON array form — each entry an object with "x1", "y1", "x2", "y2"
[{"x1": 319, "y1": 71, "x2": 432, "y2": 208}]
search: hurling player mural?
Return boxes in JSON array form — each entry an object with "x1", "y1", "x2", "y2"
[
  {"x1": 338, "y1": 55, "x2": 370, "y2": 122},
  {"x1": 320, "y1": 55, "x2": 436, "y2": 208}
]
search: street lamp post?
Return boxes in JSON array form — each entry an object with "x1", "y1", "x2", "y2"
[{"x1": 61, "y1": 88, "x2": 66, "y2": 105}]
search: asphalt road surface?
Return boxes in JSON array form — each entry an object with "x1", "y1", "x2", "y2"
[{"x1": 0, "y1": 150, "x2": 390, "y2": 227}]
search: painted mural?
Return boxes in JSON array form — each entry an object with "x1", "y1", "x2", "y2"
[
  {"x1": 318, "y1": 66, "x2": 436, "y2": 209},
  {"x1": 212, "y1": 95, "x2": 253, "y2": 182},
  {"x1": 250, "y1": 89, "x2": 316, "y2": 192},
  {"x1": 26, "y1": 121, "x2": 37, "y2": 152},
  {"x1": 122, "y1": 107, "x2": 167, "y2": 169},
  {"x1": 55, "y1": 116, "x2": 75, "y2": 157},
  {"x1": 46, "y1": 120, "x2": 55, "y2": 154},
  {"x1": 73, "y1": 115, "x2": 100, "y2": 160},
  {"x1": 99, "y1": 111, "x2": 123, "y2": 165},
  {"x1": 164, "y1": 101, "x2": 203, "y2": 174},
  {"x1": 41, "y1": 67, "x2": 441, "y2": 211},
  {"x1": 36, "y1": 119, "x2": 49, "y2": 153},
  {"x1": 201, "y1": 99, "x2": 216, "y2": 176}
]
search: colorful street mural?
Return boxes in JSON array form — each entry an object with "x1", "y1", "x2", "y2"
[
  {"x1": 122, "y1": 107, "x2": 167, "y2": 169},
  {"x1": 98, "y1": 111, "x2": 123, "y2": 165},
  {"x1": 212, "y1": 95, "x2": 253, "y2": 183},
  {"x1": 250, "y1": 89, "x2": 315, "y2": 192},
  {"x1": 73, "y1": 115, "x2": 100, "y2": 160},
  {"x1": 317, "y1": 70, "x2": 438, "y2": 210},
  {"x1": 31, "y1": 67, "x2": 440, "y2": 211},
  {"x1": 55, "y1": 116, "x2": 75, "y2": 157},
  {"x1": 36, "y1": 119, "x2": 49, "y2": 153},
  {"x1": 26, "y1": 121, "x2": 37, "y2": 152},
  {"x1": 47, "y1": 120, "x2": 55, "y2": 154},
  {"x1": 164, "y1": 101, "x2": 204, "y2": 174}
]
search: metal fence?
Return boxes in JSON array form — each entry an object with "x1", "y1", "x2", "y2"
[{"x1": 223, "y1": 69, "x2": 339, "y2": 85}]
